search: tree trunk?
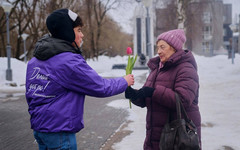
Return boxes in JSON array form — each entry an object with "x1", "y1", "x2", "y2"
[
  {"x1": 0, "y1": 34, "x2": 6, "y2": 57},
  {"x1": 177, "y1": 0, "x2": 184, "y2": 29}
]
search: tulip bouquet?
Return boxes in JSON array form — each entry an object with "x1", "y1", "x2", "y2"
[{"x1": 126, "y1": 47, "x2": 137, "y2": 108}]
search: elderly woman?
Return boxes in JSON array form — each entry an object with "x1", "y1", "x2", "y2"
[{"x1": 125, "y1": 29, "x2": 201, "y2": 150}]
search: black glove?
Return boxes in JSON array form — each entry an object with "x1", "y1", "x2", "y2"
[
  {"x1": 125, "y1": 86, "x2": 155, "y2": 100},
  {"x1": 125, "y1": 86, "x2": 155, "y2": 101},
  {"x1": 125, "y1": 86, "x2": 137, "y2": 100},
  {"x1": 140, "y1": 86, "x2": 155, "y2": 98},
  {"x1": 125, "y1": 86, "x2": 155, "y2": 108}
]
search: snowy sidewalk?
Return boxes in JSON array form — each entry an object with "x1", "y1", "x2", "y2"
[
  {"x1": 102, "y1": 55, "x2": 240, "y2": 150},
  {"x1": 1, "y1": 54, "x2": 240, "y2": 150}
]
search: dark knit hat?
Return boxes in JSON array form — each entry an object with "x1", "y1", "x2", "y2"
[
  {"x1": 46, "y1": 9, "x2": 83, "y2": 43},
  {"x1": 157, "y1": 29, "x2": 186, "y2": 51}
]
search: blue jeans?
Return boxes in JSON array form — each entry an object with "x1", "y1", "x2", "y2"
[{"x1": 33, "y1": 131, "x2": 77, "y2": 150}]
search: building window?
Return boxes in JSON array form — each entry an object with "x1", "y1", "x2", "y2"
[
  {"x1": 202, "y1": 26, "x2": 212, "y2": 40},
  {"x1": 223, "y1": 28, "x2": 227, "y2": 36},
  {"x1": 223, "y1": 16, "x2": 226, "y2": 23},
  {"x1": 202, "y1": 41, "x2": 212, "y2": 53},
  {"x1": 202, "y1": 12, "x2": 212, "y2": 24}
]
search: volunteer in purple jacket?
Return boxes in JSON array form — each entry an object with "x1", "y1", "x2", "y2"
[
  {"x1": 25, "y1": 9, "x2": 134, "y2": 150},
  {"x1": 125, "y1": 29, "x2": 201, "y2": 150}
]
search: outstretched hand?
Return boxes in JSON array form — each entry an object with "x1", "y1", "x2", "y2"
[
  {"x1": 125, "y1": 86, "x2": 155, "y2": 100},
  {"x1": 141, "y1": 87, "x2": 155, "y2": 97},
  {"x1": 125, "y1": 86, "x2": 155, "y2": 108},
  {"x1": 124, "y1": 74, "x2": 134, "y2": 86},
  {"x1": 125, "y1": 86, "x2": 137, "y2": 99}
]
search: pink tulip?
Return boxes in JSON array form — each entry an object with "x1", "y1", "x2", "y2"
[
  {"x1": 126, "y1": 47, "x2": 132, "y2": 55},
  {"x1": 126, "y1": 47, "x2": 137, "y2": 109}
]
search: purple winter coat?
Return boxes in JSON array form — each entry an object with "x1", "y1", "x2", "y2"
[
  {"x1": 142, "y1": 50, "x2": 201, "y2": 150},
  {"x1": 25, "y1": 36, "x2": 128, "y2": 133}
]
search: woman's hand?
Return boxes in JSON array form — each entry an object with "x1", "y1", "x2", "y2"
[
  {"x1": 125, "y1": 86, "x2": 155, "y2": 108},
  {"x1": 125, "y1": 86, "x2": 155, "y2": 100},
  {"x1": 124, "y1": 74, "x2": 134, "y2": 86}
]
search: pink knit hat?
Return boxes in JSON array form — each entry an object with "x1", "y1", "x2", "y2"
[{"x1": 157, "y1": 29, "x2": 186, "y2": 51}]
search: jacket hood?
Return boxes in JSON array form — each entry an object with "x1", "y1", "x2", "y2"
[
  {"x1": 148, "y1": 50, "x2": 197, "y2": 71},
  {"x1": 33, "y1": 34, "x2": 82, "y2": 60}
]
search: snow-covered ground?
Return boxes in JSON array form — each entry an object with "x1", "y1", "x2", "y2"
[{"x1": 0, "y1": 53, "x2": 240, "y2": 150}]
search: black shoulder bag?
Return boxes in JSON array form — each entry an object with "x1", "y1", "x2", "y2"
[{"x1": 159, "y1": 93, "x2": 200, "y2": 150}]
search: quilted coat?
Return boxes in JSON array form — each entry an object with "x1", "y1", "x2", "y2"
[{"x1": 142, "y1": 50, "x2": 201, "y2": 150}]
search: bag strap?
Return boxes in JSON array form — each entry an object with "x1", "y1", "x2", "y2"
[
  {"x1": 175, "y1": 93, "x2": 181, "y2": 119},
  {"x1": 175, "y1": 93, "x2": 191, "y2": 122}
]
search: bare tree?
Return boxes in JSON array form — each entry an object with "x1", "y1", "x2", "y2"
[
  {"x1": 0, "y1": 0, "x2": 18, "y2": 57},
  {"x1": 0, "y1": 8, "x2": 7, "y2": 57},
  {"x1": 83, "y1": 0, "x2": 128, "y2": 59},
  {"x1": 22, "y1": 0, "x2": 75, "y2": 59},
  {"x1": 11, "y1": 0, "x2": 38, "y2": 59},
  {"x1": 94, "y1": 0, "x2": 119, "y2": 57},
  {"x1": 155, "y1": 0, "x2": 192, "y2": 30},
  {"x1": 0, "y1": 0, "x2": 133, "y2": 60},
  {"x1": 85, "y1": 0, "x2": 96, "y2": 58},
  {"x1": 176, "y1": 0, "x2": 193, "y2": 29}
]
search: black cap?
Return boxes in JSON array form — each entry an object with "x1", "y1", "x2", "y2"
[{"x1": 46, "y1": 9, "x2": 83, "y2": 43}]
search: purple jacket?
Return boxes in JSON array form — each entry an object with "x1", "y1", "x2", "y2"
[
  {"x1": 142, "y1": 50, "x2": 201, "y2": 150},
  {"x1": 25, "y1": 36, "x2": 128, "y2": 133}
]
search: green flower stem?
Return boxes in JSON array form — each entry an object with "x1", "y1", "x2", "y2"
[
  {"x1": 129, "y1": 99, "x2": 132, "y2": 109},
  {"x1": 126, "y1": 55, "x2": 137, "y2": 109}
]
